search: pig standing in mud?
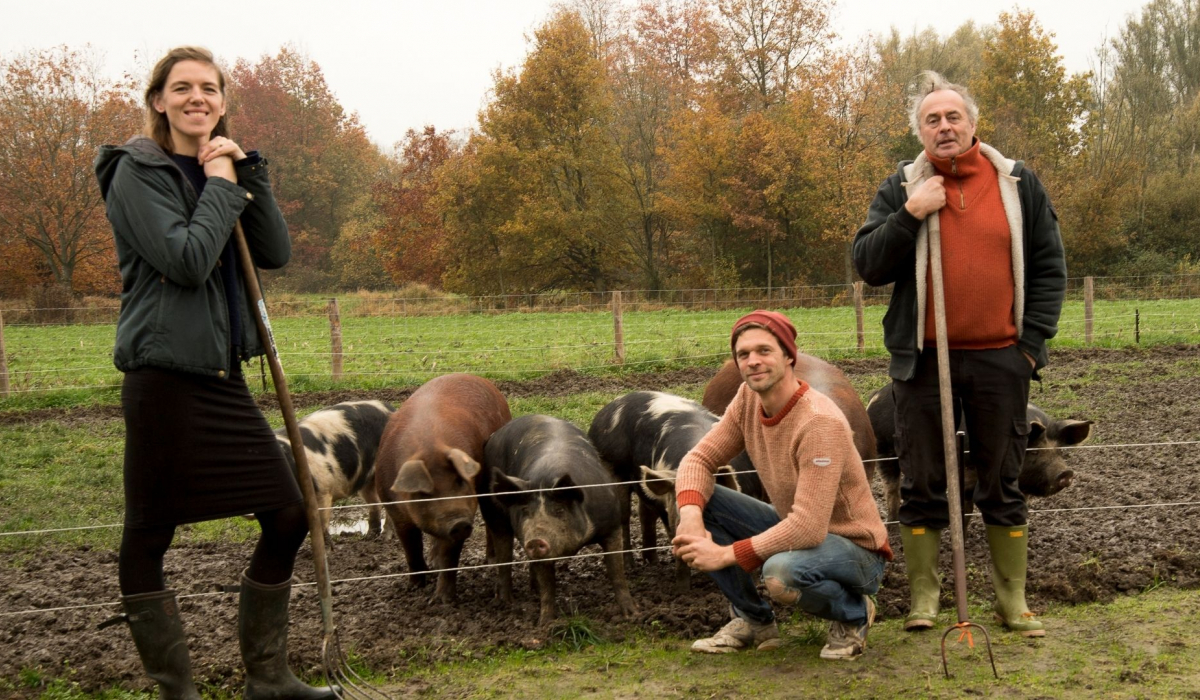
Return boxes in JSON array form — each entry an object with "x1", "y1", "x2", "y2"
[
  {"x1": 866, "y1": 384, "x2": 1092, "y2": 522},
  {"x1": 702, "y1": 355, "x2": 878, "y2": 474},
  {"x1": 480, "y1": 415, "x2": 637, "y2": 625},
  {"x1": 589, "y1": 391, "x2": 762, "y2": 592},
  {"x1": 273, "y1": 399, "x2": 394, "y2": 548},
  {"x1": 375, "y1": 374, "x2": 511, "y2": 602}
]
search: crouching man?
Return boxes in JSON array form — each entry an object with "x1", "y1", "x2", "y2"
[{"x1": 673, "y1": 310, "x2": 892, "y2": 660}]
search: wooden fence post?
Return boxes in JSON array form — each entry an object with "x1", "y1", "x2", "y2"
[
  {"x1": 328, "y1": 298, "x2": 343, "y2": 381},
  {"x1": 0, "y1": 309, "x2": 9, "y2": 397},
  {"x1": 1084, "y1": 276, "x2": 1094, "y2": 345},
  {"x1": 853, "y1": 282, "x2": 865, "y2": 353},
  {"x1": 612, "y1": 291, "x2": 625, "y2": 364}
]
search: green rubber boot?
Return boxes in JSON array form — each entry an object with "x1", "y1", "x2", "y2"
[
  {"x1": 899, "y1": 526, "x2": 942, "y2": 631},
  {"x1": 985, "y1": 524, "x2": 1045, "y2": 637},
  {"x1": 239, "y1": 571, "x2": 339, "y2": 700},
  {"x1": 119, "y1": 590, "x2": 202, "y2": 700}
]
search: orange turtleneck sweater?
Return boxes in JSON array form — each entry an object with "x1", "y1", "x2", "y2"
[{"x1": 924, "y1": 140, "x2": 1018, "y2": 349}]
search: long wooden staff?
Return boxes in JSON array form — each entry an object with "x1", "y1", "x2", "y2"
[{"x1": 927, "y1": 214, "x2": 998, "y2": 679}]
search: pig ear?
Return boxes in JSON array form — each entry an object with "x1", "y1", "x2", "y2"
[
  {"x1": 715, "y1": 465, "x2": 742, "y2": 492},
  {"x1": 490, "y1": 470, "x2": 532, "y2": 506},
  {"x1": 447, "y1": 448, "x2": 481, "y2": 481},
  {"x1": 639, "y1": 465, "x2": 676, "y2": 498},
  {"x1": 549, "y1": 473, "x2": 583, "y2": 503},
  {"x1": 394, "y1": 460, "x2": 433, "y2": 494},
  {"x1": 1058, "y1": 419, "x2": 1093, "y2": 446},
  {"x1": 1028, "y1": 419, "x2": 1047, "y2": 443}
]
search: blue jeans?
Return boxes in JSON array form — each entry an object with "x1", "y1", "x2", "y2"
[{"x1": 700, "y1": 486, "x2": 886, "y2": 625}]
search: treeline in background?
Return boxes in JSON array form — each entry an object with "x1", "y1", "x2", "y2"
[{"x1": 3, "y1": 0, "x2": 1199, "y2": 306}]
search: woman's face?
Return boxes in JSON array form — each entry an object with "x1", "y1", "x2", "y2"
[{"x1": 153, "y1": 60, "x2": 225, "y2": 150}]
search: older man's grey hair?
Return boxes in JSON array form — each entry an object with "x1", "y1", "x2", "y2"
[{"x1": 907, "y1": 70, "x2": 979, "y2": 138}]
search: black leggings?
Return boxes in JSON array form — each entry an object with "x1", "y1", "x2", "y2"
[{"x1": 119, "y1": 502, "x2": 310, "y2": 595}]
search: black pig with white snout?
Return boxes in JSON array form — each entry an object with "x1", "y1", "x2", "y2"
[{"x1": 480, "y1": 415, "x2": 637, "y2": 626}]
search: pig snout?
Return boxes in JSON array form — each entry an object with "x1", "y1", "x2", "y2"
[
  {"x1": 448, "y1": 519, "x2": 473, "y2": 542},
  {"x1": 1053, "y1": 469, "x2": 1075, "y2": 493},
  {"x1": 525, "y1": 538, "x2": 551, "y2": 560}
]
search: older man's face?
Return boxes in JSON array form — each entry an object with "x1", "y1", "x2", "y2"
[{"x1": 918, "y1": 89, "x2": 976, "y2": 159}]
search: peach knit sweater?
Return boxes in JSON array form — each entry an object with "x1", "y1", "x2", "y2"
[{"x1": 676, "y1": 381, "x2": 892, "y2": 571}]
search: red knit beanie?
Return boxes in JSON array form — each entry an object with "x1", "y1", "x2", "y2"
[{"x1": 731, "y1": 310, "x2": 797, "y2": 364}]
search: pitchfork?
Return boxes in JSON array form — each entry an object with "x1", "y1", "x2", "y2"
[
  {"x1": 925, "y1": 208, "x2": 999, "y2": 680},
  {"x1": 234, "y1": 223, "x2": 392, "y2": 699}
]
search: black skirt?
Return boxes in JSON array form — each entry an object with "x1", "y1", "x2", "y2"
[{"x1": 120, "y1": 365, "x2": 303, "y2": 528}]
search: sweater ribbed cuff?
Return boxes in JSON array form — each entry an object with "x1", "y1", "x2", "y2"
[
  {"x1": 677, "y1": 490, "x2": 706, "y2": 510},
  {"x1": 732, "y1": 539, "x2": 763, "y2": 572}
]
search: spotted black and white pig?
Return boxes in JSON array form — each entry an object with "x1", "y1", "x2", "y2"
[
  {"x1": 866, "y1": 383, "x2": 1093, "y2": 521},
  {"x1": 588, "y1": 391, "x2": 762, "y2": 591},
  {"x1": 375, "y1": 373, "x2": 512, "y2": 603},
  {"x1": 480, "y1": 415, "x2": 637, "y2": 625},
  {"x1": 274, "y1": 400, "x2": 394, "y2": 548}
]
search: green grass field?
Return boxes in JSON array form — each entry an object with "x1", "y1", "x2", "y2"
[{"x1": 3, "y1": 297, "x2": 1197, "y2": 410}]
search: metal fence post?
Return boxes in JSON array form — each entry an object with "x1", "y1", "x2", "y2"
[
  {"x1": 612, "y1": 291, "x2": 625, "y2": 364},
  {"x1": 853, "y1": 282, "x2": 865, "y2": 352},
  {"x1": 1084, "y1": 276, "x2": 1094, "y2": 344},
  {"x1": 328, "y1": 297, "x2": 343, "y2": 381}
]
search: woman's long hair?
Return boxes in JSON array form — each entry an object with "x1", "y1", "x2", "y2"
[{"x1": 143, "y1": 46, "x2": 230, "y2": 153}]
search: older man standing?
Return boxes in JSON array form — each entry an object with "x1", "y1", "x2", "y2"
[{"x1": 853, "y1": 71, "x2": 1066, "y2": 637}]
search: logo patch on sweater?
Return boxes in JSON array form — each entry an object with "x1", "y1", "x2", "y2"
[{"x1": 813, "y1": 457, "x2": 831, "y2": 467}]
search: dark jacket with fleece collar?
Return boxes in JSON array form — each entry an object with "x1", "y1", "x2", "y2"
[
  {"x1": 852, "y1": 142, "x2": 1066, "y2": 381},
  {"x1": 94, "y1": 136, "x2": 290, "y2": 377}
]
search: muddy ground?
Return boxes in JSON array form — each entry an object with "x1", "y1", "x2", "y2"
[{"x1": 2, "y1": 345, "x2": 1199, "y2": 696}]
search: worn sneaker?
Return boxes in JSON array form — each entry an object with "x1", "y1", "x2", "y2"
[
  {"x1": 820, "y1": 595, "x2": 876, "y2": 660},
  {"x1": 691, "y1": 616, "x2": 781, "y2": 653}
]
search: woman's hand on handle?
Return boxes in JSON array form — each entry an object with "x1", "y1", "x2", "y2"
[{"x1": 198, "y1": 136, "x2": 243, "y2": 183}]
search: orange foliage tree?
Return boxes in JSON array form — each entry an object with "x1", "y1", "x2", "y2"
[
  {"x1": 227, "y1": 47, "x2": 383, "y2": 290},
  {"x1": 0, "y1": 47, "x2": 139, "y2": 297},
  {"x1": 372, "y1": 127, "x2": 456, "y2": 287}
]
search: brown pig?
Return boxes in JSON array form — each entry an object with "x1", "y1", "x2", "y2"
[{"x1": 375, "y1": 373, "x2": 512, "y2": 602}]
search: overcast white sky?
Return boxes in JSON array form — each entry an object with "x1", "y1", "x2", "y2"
[{"x1": 4, "y1": 0, "x2": 1149, "y2": 150}]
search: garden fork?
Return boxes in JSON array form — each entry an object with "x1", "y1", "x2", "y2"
[{"x1": 926, "y1": 212, "x2": 999, "y2": 681}]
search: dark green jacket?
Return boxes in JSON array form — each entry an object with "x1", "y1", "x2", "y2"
[
  {"x1": 95, "y1": 136, "x2": 290, "y2": 377},
  {"x1": 852, "y1": 144, "x2": 1066, "y2": 381}
]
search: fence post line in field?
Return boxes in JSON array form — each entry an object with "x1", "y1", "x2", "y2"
[
  {"x1": 328, "y1": 298, "x2": 343, "y2": 381},
  {"x1": 1084, "y1": 276, "x2": 1094, "y2": 344},
  {"x1": 1136, "y1": 309, "x2": 1140, "y2": 344},
  {"x1": 612, "y1": 291, "x2": 625, "y2": 364},
  {"x1": 853, "y1": 282, "x2": 865, "y2": 352},
  {"x1": 0, "y1": 309, "x2": 9, "y2": 397}
]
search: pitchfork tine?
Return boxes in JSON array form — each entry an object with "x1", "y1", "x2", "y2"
[
  {"x1": 234, "y1": 223, "x2": 393, "y2": 698},
  {"x1": 324, "y1": 634, "x2": 392, "y2": 699}
]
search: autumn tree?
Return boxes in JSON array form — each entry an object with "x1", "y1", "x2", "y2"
[
  {"x1": 440, "y1": 9, "x2": 631, "y2": 294},
  {"x1": 974, "y1": 11, "x2": 1091, "y2": 183},
  {"x1": 0, "y1": 47, "x2": 140, "y2": 297},
  {"x1": 660, "y1": 93, "x2": 741, "y2": 287},
  {"x1": 371, "y1": 127, "x2": 456, "y2": 288},
  {"x1": 812, "y1": 44, "x2": 909, "y2": 282},
  {"x1": 715, "y1": 0, "x2": 834, "y2": 110},
  {"x1": 227, "y1": 47, "x2": 383, "y2": 290}
]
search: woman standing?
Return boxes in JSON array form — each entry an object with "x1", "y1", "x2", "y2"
[{"x1": 95, "y1": 47, "x2": 334, "y2": 700}]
